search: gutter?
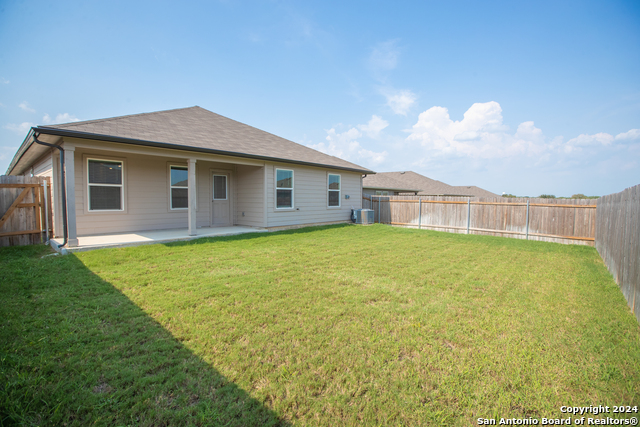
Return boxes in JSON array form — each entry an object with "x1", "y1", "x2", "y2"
[
  {"x1": 33, "y1": 131, "x2": 68, "y2": 248},
  {"x1": 26, "y1": 126, "x2": 376, "y2": 175}
]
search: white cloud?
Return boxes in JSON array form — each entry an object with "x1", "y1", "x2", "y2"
[
  {"x1": 358, "y1": 115, "x2": 388, "y2": 138},
  {"x1": 615, "y1": 129, "x2": 640, "y2": 141},
  {"x1": 369, "y1": 39, "x2": 400, "y2": 72},
  {"x1": 42, "y1": 113, "x2": 80, "y2": 124},
  {"x1": 383, "y1": 89, "x2": 416, "y2": 115},
  {"x1": 407, "y1": 101, "x2": 529, "y2": 158},
  {"x1": 4, "y1": 122, "x2": 35, "y2": 134},
  {"x1": 1, "y1": 145, "x2": 19, "y2": 163},
  {"x1": 402, "y1": 100, "x2": 640, "y2": 182},
  {"x1": 0, "y1": 77, "x2": 9, "y2": 85},
  {"x1": 308, "y1": 123, "x2": 387, "y2": 167},
  {"x1": 19, "y1": 101, "x2": 35, "y2": 113},
  {"x1": 566, "y1": 132, "x2": 614, "y2": 147}
]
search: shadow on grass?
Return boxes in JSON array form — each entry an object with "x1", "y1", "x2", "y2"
[{"x1": 0, "y1": 245, "x2": 289, "y2": 427}]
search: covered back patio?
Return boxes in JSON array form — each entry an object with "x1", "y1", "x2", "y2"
[{"x1": 50, "y1": 225, "x2": 266, "y2": 253}]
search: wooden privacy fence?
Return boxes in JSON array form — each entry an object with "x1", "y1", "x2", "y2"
[
  {"x1": 363, "y1": 195, "x2": 597, "y2": 245},
  {"x1": 595, "y1": 184, "x2": 639, "y2": 324},
  {"x1": 0, "y1": 175, "x2": 53, "y2": 247}
]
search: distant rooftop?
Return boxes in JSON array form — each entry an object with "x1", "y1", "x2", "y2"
[{"x1": 363, "y1": 171, "x2": 498, "y2": 197}]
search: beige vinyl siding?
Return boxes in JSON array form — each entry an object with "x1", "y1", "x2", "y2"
[
  {"x1": 33, "y1": 155, "x2": 53, "y2": 178},
  {"x1": 63, "y1": 139, "x2": 363, "y2": 236},
  {"x1": 31, "y1": 154, "x2": 56, "y2": 236},
  {"x1": 72, "y1": 149, "x2": 234, "y2": 236},
  {"x1": 265, "y1": 163, "x2": 362, "y2": 227},
  {"x1": 235, "y1": 165, "x2": 264, "y2": 227}
]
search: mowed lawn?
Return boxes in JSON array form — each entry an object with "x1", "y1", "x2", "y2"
[{"x1": 1, "y1": 224, "x2": 639, "y2": 426}]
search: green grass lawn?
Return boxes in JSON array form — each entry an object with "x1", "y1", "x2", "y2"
[{"x1": 1, "y1": 224, "x2": 639, "y2": 426}]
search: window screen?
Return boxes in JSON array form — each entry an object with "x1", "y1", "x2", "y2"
[
  {"x1": 89, "y1": 161, "x2": 122, "y2": 185},
  {"x1": 213, "y1": 175, "x2": 227, "y2": 200},
  {"x1": 170, "y1": 166, "x2": 189, "y2": 209},
  {"x1": 276, "y1": 169, "x2": 293, "y2": 209},
  {"x1": 328, "y1": 174, "x2": 340, "y2": 207},
  {"x1": 88, "y1": 159, "x2": 123, "y2": 210}
]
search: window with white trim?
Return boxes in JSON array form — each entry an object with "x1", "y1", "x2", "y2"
[
  {"x1": 276, "y1": 169, "x2": 293, "y2": 209},
  {"x1": 88, "y1": 159, "x2": 123, "y2": 211},
  {"x1": 170, "y1": 166, "x2": 188, "y2": 209},
  {"x1": 328, "y1": 173, "x2": 341, "y2": 207}
]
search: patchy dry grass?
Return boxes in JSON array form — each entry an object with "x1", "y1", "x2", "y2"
[{"x1": 1, "y1": 224, "x2": 639, "y2": 426}]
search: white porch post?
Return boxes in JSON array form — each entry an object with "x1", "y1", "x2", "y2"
[
  {"x1": 188, "y1": 158, "x2": 197, "y2": 236},
  {"x1": 51, "y1": 151, "x2": 63, "y2": 237},
  {"x1": 263, "y1": 163, "x2": 268, "y2": 227},
  {"x1": 64, "y1": 146, "x2": 78, "y2": 247}
]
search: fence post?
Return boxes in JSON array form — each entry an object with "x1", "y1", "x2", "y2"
[
  {"x1": 418, "y1": 198, "x2": 422, "y2": 229},
  {"x1": 525, "y1": 199, "x2": 530, "y2": 240},
  {"x1": 378, "y1": 196, "x2": 381, "y2": 224},
  {"x1": 467, "y1": 198, "x2": 471, "y2": 234}
]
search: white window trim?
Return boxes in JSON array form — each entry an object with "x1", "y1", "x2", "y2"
[
  {"x1": 87, "y1": 157, "x2": 124, "y2": 212},
  {"x1": 327, "y1": 173, "x2": 341, "y2": 208},
  {"x1": 275, "y1": 168, "x2": 294, "y2": 210},
  {"x1": 213, "y1": 174, "x2": 228, "y2": 200},
  {"x1": 169, "y1": 165, "x2": 189, "y2": 211}
]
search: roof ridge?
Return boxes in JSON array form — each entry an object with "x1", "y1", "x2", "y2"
[{"x1": 43, "y1": 106, "x2": 201, "y2": 128}]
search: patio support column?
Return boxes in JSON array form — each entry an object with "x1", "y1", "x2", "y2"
[
  {"x1": 188, "y1": 158, "x2": 197, "y2": 236},
  {"x1": 64, "y1": 145, "x2": 78, "y2": 247},
  {"x1": 51, "y1": 150, "x2": 63, "y2": 237}
]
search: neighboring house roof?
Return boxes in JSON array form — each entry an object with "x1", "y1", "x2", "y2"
[
  {"x1": 364, "y1": 171, "x2": 457, "y2": 195},
  {"x1": 7, "y1": 106, "x2": 374, "y2": 175},
  {"x1": 360, "y1": 173, "x2": 420, "y2": 193},
  {"x1": 363, "y1": 171, "x2": 498, "y2": 197},
  {"x1": 451, "y1": 185, "x2": 499, "y2": 198}
]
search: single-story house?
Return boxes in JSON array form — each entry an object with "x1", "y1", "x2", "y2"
[
  {"x1": 363, "y1": 171, "x2": 498, "y2": 198},
  {"x1": 6, "y1": 106, "x2": 374, "y2": 248}
]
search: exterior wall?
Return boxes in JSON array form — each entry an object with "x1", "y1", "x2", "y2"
[
  {"x1": 71, "y1": 145, "x2": 240, "y2": 236},
  {"x1": 49, "y1": 138, "x2": 363, "y2": 236},
  {"x1": 265, "y1": 162, "x2": 362, "y2": 227},
  {"x1": 235, "y1": 165, "x2": 265, "y2": 227},
  {"x1": 32, "y1": 153, "x2": 56, "y2": 237}
]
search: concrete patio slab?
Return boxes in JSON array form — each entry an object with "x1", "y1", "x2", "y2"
[{"x1": 50, "y1": 226, "x2": 267, "y2": 253}]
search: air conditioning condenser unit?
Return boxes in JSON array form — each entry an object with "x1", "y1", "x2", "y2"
[{"x1": 352, "y1": 209, "x2": 374, "y2": 225}]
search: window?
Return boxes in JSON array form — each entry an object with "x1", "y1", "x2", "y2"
[
  {"x1": 328, "y1": 173, "x2": 341, "y2": 207},
  {"x1": 276, "y1": 169, "x2": 293, "y2": 209},
  {"x1": 170, "y1": 166, "x2": 188, "y2": 209},
  {"x1": 88, "y1": 159, "x2": 123, "y2": 211},
  {"x1": 213, "y1": 175, "x2": 227, "y2": 200}
]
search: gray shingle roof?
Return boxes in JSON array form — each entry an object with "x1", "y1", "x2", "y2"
[
  {"x1": 451, "y1": 185, "x2": 499, "y2": 198},
  {"x1": 364, "y1": 171, "x2": 456, "y2": 195},
  {"x1": 363, "y1": 171, "x2": 497, "y2": 197},
  {"x1": 39, "y1": 106, "x2": 373, "y2": 173},
  {"x1": 361, "y1": 173, "x2": 421, "y2": 192}
]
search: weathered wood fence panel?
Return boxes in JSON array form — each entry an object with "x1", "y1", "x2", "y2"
[
  {"x1": 596, "y1": 184, "x2": 640, "y2": 324},
  {"x1": 0, "y1": 175, "x2": 53, "y2": 247},
  {"x1": 363, "y1": 195, "x2": 597, "y2": 246}
]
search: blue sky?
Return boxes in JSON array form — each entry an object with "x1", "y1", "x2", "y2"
[{"x1": 1, "y1": 0, "x2": 638, "y2": 197}]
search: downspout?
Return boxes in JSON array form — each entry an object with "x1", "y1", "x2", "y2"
[{"x1": 33, "y1": 132, "x2": 68, "y2": 248}]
